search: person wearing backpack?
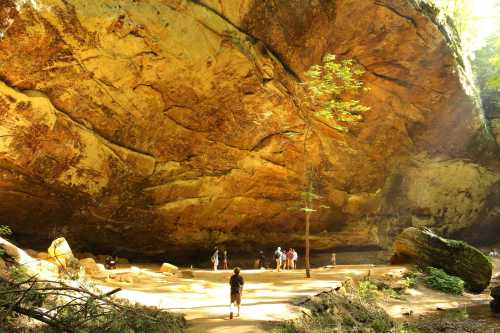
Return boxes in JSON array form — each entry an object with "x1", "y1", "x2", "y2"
[
  {"x1": 211, "y1": 247, "x2": 219, "y2": 271},
  {"x1": 229, "y1": 267, "x2": 244, "y2": 319}
]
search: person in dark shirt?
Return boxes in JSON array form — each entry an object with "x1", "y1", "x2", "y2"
[
  {"x1": 258, "y1": 250, "x2": 266, "y2": 269},
  {"x1": 104, "y1": 255, "x2": 117, "y2": 270},
  {"x1": 229, "y1": 267, "x2": 244, "y2": 319}
]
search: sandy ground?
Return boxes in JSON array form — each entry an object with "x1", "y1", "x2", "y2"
[{"x1": 93, "y1": 259, "x2": 500, "y2": 333}]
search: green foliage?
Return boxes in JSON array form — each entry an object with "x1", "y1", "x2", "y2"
[
  {"x1": 422, "y1": 267, "x2": 465, "y2": 295},
  {"x1": 398, "y1": 325, "x2": 423, "y2": 333},
  {"x1": 0, "y1": 225, "x2": 12, "y2": 257},
  {"x1": 303, "y1": 54, "x2": 370, "y2": 132},
  {"x1": 278, "y1": 288, "x2": 395, "y2": 333},
  {"x1": 474, "y1": 33, "x2": 500, "y2": 124},
  {"x1": 382, "y1": 287, "x2": 406, "y2": 301},
  {"x1": 485, "y1": 35, "x2": 500, "y2": 92},
  {"x1": 357, "y1": 280, "x2": 378, "y2": 302},
  {"x1": 0, "y1": 225, "x2": 12, "y2": 237},
  {"x1": 0, "y1": 270, "x2": 185, "y2": 333},
  {"x1": 9, "y1": 265, "x2": 30, "y2": 283},
  {"x1": 446, "y1": 239, "x2": 468, "y2": 248},
  {"x1": 402, "y1": 271, "x2": 420, "y2": 288}
]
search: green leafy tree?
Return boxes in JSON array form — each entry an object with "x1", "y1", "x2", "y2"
[
  {"x1": 485, "y1": 35, "x2": 500, "y2": 92},
  {"x1": 0, "y1": 225, "x2": 11, "y2": 238},
  {"x1": 473, "y1": 33, "x2": 500, "y2": 128},
  {"x1": 0, "y1": 225, "x2": 12, "y2": 257},
  {"x1": 300, "y1": 54, "x2": 370, "y2": 278}
]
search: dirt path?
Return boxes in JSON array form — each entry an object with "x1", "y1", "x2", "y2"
[
  {"x1": 96, "y1": 265, "x2": 373, "y2": 332},
  {"x1": 94, "y1": 261, "x2": 499, "y2": 333}
]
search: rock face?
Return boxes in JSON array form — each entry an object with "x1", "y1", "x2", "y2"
[
  {"x1": 377, "y1": 155, "x2": 500, "y2": 247},
  {"x1": 0, "y1": 0, "x2": 498, "y2": 260},
  {"x1": 392, "y1": 227, "x2": 492, "y2": 293}
]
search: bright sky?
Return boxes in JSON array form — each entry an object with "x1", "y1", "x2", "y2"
[
  {"x1": 467, "y1": 0, "x2": 499, "y2": 50},
  {"x1": 433, "y1": 0, "x2": 499, "y2": 51}
]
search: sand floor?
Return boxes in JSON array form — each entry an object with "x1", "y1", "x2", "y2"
[{"x1": 93, "y1": 260, "x2": 499, "y2": 333}]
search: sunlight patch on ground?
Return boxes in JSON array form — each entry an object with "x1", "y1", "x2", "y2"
[{"x1": 94, "y1": 263, "x2": 496, "y2": 332}]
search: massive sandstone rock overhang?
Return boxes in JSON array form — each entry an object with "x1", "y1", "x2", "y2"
[{"x1": 0, "y1": 0, "x2": 498, "y2": 261}]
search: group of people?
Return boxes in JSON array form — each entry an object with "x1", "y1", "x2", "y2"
[
  {"x1": 489, "y1": 249, "x2": 499, "y2": 257},
  {"x1": 274, "y1": 247, "x2": 298, "y2": 271},
  {"x1": 210, "y1": 247, "x2": 300, "y2": 272},
  {"x1": 221, "y1": 249, "x2": 338, "y2": 320},
  {"x1": 210, "y1": 247, "x2": 229, "y2": 271}
]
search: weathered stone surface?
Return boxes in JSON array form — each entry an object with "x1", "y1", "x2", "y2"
[
  {"x1": 160, "y1": 263, "x2": 179, "y2": 274},
  {"x1": 48, "y1": 237, "x2": 75, "y2": 268},
  {"x1": 178, "y1": 270, "x2": 195, "y2": 279},
  {"x1": 392, "y1": 227, "x2": 492, "y2": 293},
  {"x1": 0, "y1": 0, "x2": 497, "y2": 260},
  {"x1": 376, "y1": 155, "x2": 500, "y2": 246},
  {"x1": 0, "y1": 236, "x2": 58, "y2": 278},
  {"x1": 80, "y1": 257, "x2": 99, "y2": 274}
]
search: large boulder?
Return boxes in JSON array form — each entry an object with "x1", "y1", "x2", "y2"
[
  {"x1": 48, "y1": 237, "x2": 81, "y2": 276},
  {"x1": 79, "y1": 257, "x2": 99, "y2": 274},
  {"x1": 48, "y1": 237, "x2": 75, "y2": 267},
  {"x1": 392, "y1": 227, "x2": 492, "y2": 293},
  {"x1": 160, "y1": 263, "x2": 179, "y2": 274}
]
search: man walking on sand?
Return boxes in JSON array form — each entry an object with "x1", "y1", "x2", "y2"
[{"x1": 229, "y1": 267, "x2": 244, "y2": 319}]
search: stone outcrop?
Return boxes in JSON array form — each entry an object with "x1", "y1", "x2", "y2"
[
  {"x1": 48, "y1": 237, "x2": 81, "y2": 276},
  {"x1": 0, "y1": 0, "x2": 498, "y2": 260},
  {"x1": 392, "y1": 227, "x2": 492, "y2": 293},
  {"x1": 376, "y1": 155, "x2": 500, "y2": 247},
  {"x1": 160, "y1": 263, "x2": 179, "y2": 274},
  {"x1": 48, "y1": 237, "x2": 75, "y2": 267}
]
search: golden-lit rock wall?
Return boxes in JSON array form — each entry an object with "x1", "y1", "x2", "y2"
[{"x1": 0, "y1": 0, "x2": 497, "y2": 259}]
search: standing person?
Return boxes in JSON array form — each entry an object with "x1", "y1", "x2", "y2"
[
  {"x1": 229, "y1": 267, "x2": 244, "y2": 319},
  {"x1": 211, "y1": 247, "x2": 219, "y2": 271},
  {"x1": 223, "y1": 249, "x2": 229, "y2": 270},
  {"x1": 258, "y1": 250, "x2": 266, "y2": 269},
  {"x1": 281, "y1": 249, "x2": 287, "y2": 270},
  {"x1": 292, "y1": 249, "x2": 298, "y2": 269},
  {"x1": 286, "y1": 248, "x2": 294, "y2": 270},
  {"x1": 331, "y1": 253, "x2": 336, "y2": 267},
  {"x1": 274, "y1": 247, "x2": 282, "y2": 271}
]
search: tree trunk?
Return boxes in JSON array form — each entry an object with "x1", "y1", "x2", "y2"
[
  {"x1": 302, "y1": 114, "x2": 313, "y2": 279},
  {"x1": 305, "y1": 210, "x2": 311, "y2": 278}
]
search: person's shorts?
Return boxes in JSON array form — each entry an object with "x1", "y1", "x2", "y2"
[{"x1": 230, "y1": 292, "x2": 241, "y2": 305}]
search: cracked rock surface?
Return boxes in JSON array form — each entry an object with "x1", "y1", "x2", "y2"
[{"x1": 0, "y1": 0, "x2": 498, "y2": 260}]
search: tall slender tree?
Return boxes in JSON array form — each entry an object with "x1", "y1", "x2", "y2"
[{"x1": 300, "y1": 54, "x2": 370, "y2": 278}]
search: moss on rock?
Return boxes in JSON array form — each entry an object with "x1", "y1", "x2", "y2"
[{"x1": 392, "y1": 227, "x2": 492, "y2": 293}]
